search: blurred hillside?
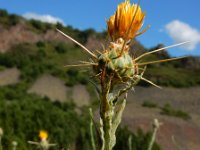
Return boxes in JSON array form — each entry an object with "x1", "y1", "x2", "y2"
[
  {"x1": 1, "y1": 9, "x2": 200, "y2": 88},
  {"x1": 1, "y1": 9, "x2": 200, "y2": 150}
]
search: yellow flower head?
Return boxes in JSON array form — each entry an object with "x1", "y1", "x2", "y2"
[
  {"x1": 107, "y1": 0, "x2": 145, "y2": 41},
  {"x1": 39, "y1": 130, "x2": 48, "y2": 141}
]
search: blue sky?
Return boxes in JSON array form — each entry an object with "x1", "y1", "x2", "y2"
[{"x1": 0, "y1": 0, "x2": 200, "y2": 57}]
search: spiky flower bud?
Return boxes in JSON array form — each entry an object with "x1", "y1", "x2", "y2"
[{"x1": 94, "y1": 38, "x2": 138, "y2": 83}]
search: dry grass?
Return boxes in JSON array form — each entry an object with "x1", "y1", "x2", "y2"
[
  {"x1": 28, "y1": 74, "x2": 90, "y2": 106},
  {"x1": 122, "y1": 86, "x2": 200, "y2": 150},
  {"x1": 0, "y1": 67, "x2": 20, "y2": 86},
  {"x1": 28, "y1": 74, "x2": 70, "y2": 102}
]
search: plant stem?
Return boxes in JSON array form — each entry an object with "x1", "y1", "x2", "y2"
[
  {"x1": 148, "y1": 119, "x2": 161, "y2": 150},
  {"x1": 12, "y1": 146, "x2": 16, "y2": 150},
  {"x1": 0, "y1": 137, "x2": 3, "y2": 150},
  {"x1": 89, "y1": 108, "x2": 96, "y2": 150},
  {"x1": 128, "y1": 135, "x2": 132, "y2": 150},
  {"x1": 99, "y1": 72, "x2": 137, "y2": 150},
  {"x1": 147, "y1": 127, "x2": 158, "y2": 150},
  {"x1": 100, "y1": 88, "x2": 113, "y2": 150},
  {"x1": 100, "y1": 74, "x2": 114, "y2": 150}
]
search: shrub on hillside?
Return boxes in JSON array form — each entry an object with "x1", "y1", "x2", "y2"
[
  {"x1": 142, "y1": 101, "x2": 158, "y2": 108},
  {"x1": 161, "y1": 104, "x2": 191, "y2": 120},
  {"x1": 114, "y1": 127, "x2": 161, "y2": 150}
]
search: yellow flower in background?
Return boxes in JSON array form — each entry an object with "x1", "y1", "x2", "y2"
[
  {"x1": 39, "y1": 130, "x2": 48, "y2": 141},
  {"x1": 107, "y1": 0, "x2": 145, "y2": 40}
]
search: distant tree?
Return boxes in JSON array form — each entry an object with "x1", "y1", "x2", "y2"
[{"x1": 0, "y1": 9, "x2": 8, "y2": 17}]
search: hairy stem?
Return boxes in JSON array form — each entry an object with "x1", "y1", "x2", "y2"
[
  {"x1": 100, "y1": 76, "x2": 113, "y2": 150},
  {"x1": 148, "y1": 119, "x2": 161, "y2": 150},
  {"x1": 89, "y1": 108, "x2": 97, "y2": 150},
  {"x1": 100, "y1": 72, "x2": 128, "y2": 150}
]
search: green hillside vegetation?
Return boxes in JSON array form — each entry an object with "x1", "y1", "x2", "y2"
[
  {"x1": 0, "y1": 9, "x2": 20, "y2": 27},
  {"x1": 0, "y1": 85, "x2": 160, "y2": 149},
  {"x1": 0, "y1": 92, "x2": 84, "y2": 149},
  {"x1": 115, "y1": 127, "x2": 160, "y2": 150},
  {"x1": 160, "y1": 104, "x2": 191, "y2": 120},
  {"x1": 135, "y1": 46, "x2": 200, "y2": 87},
  {"x1": 0, "y1": 41, "x2": 90, "y2": 85},
  {"x1": 142, "y1": 101, "x2": 191, "y2": 120}
]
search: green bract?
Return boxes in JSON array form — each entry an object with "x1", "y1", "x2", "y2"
[{"x1": 94, "y1": 39, "x2": 137, "y2": 83}]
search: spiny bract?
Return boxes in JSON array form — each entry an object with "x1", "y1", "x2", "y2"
[{"x1": 93, "y1": 38, "x2": 138, "y2": 83}]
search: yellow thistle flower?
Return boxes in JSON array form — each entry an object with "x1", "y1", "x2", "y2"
[
  {"x1": 107, "y1": 0, "x2": 145, "y2": 40},
  {"x1": 39, "y1": 130, "x2": 48, "y2": 141}
]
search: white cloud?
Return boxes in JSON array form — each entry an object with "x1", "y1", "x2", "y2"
[
  {"x1": 23, "y1": 12, "x2": 65, "y2": 25},
  {"x1": 165, "y1": 20, "x2": 200, "y2": 51}
]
